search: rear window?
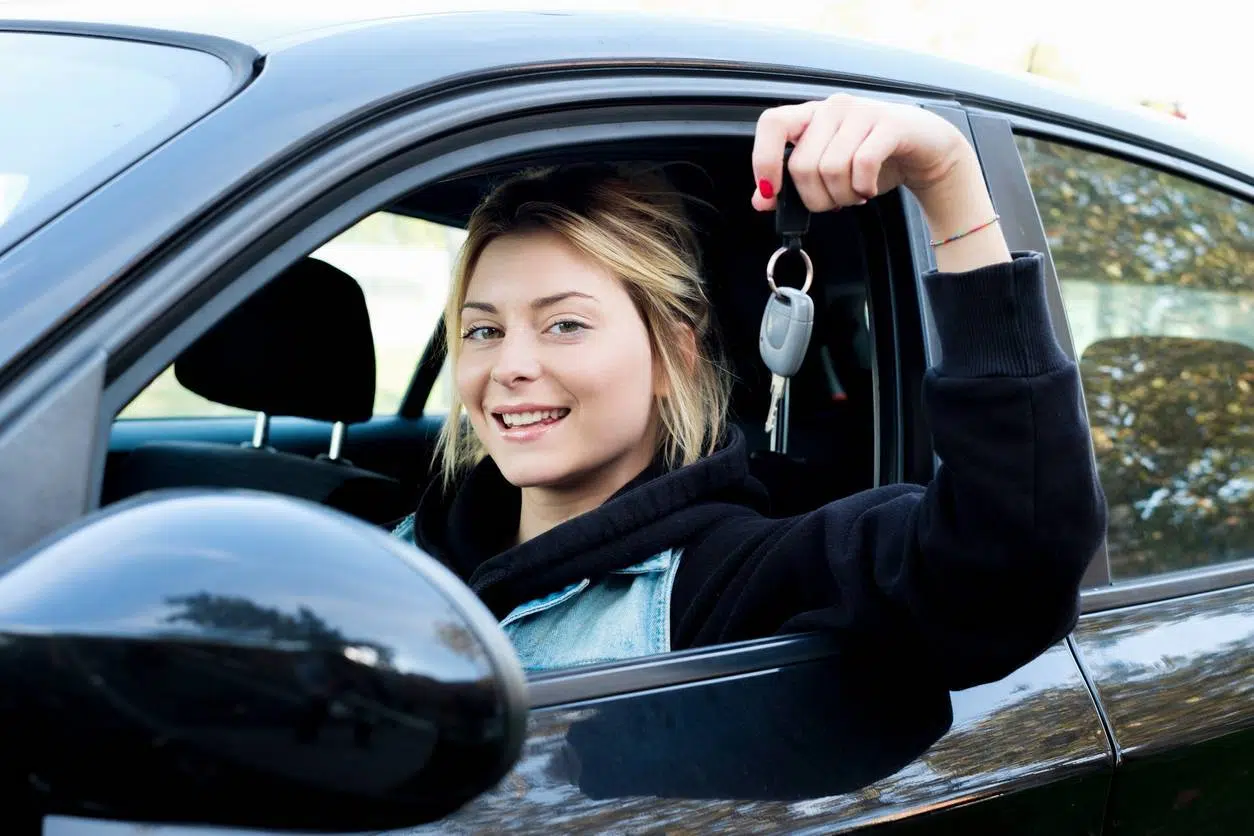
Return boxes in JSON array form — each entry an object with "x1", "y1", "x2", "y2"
[{"x1": 0, "y1": 31, "x2": 234, "y2": 254}]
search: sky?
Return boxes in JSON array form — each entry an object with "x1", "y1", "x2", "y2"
[
  {"x1": 3, "y1": 0, "x2": 1251, "y2": 149},
  {"x1": 631, "y1": 0, "x2": 1252, "y2": 145}
]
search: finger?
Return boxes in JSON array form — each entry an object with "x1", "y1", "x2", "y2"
[
  {"x1": 751, "y1": 101, "x2": 818, "y2": 210},
  {"x1": 816, "y1": 111, "x2": 876, "y2": 207},
  {"x1": 850, "y1": 123, "x2": 901, "y2": 200},
  {"x1": 787, "y1": 100, "x2": 847, "y2": 212}
]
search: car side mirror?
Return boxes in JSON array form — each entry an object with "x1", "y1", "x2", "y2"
[{"x1": 0, "y1": 491, "x2": 526, "y2": 833}]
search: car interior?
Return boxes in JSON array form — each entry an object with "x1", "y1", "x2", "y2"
[{"x1": 100, "y1": 137, "x2": 917, "y2": 528}]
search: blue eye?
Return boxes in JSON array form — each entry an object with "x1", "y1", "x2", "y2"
[
  {"x1": 462, "y1": 325, "x2": 501, "y2": 341},
  {"x1": 548, "y1": 320, "x2": 587, "y2": 335}
]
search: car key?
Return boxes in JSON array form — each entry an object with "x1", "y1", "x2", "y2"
[{"x1": 760, "y1": 286, "x2": 814, "y2": 450}]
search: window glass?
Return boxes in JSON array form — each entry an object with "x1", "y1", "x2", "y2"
[
  {"x1": 425, "y1": 357, "x2": 455, "y2": 414},
  {"x1": 316, "y1": 213, "x2": 463, "y2": 414},
  {"x1": 1017, "y1": 136, "x2": 1253, "y2": 580},
  {"x1": 0, "y1": 32, "x2": 232, "y2": 253},
  {"x1": 118, "y1": 212, "x2": 463, "y2": 419}
]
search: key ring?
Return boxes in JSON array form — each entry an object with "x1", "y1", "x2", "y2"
[{"x1": 766, "y1": 245, "x2": 814, "y2": 296}]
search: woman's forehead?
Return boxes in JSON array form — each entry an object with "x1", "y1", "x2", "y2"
[{"x1": 465, "y1": 230, "x2": 623, "y2": 306}]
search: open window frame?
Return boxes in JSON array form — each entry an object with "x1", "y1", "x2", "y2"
[{"x1": 42, "y1": 73, "x2": 942, "y2": 706}]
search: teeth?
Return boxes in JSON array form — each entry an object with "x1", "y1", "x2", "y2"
[{"x1": 500, "y1": 409, "x2": 567, "y2": 427}]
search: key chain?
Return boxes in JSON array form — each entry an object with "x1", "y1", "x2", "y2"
[{"x1": 759, "y1": 144, "x2": 815, "y2": 455}]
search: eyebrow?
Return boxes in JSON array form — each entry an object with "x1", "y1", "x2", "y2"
[{"x1": 461, "y1": 291, "x2": 598, "y2": 313}]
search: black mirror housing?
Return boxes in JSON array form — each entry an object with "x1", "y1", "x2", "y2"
[{"x1": 0, "y1": 490, "x2": 526, "y2": 832}]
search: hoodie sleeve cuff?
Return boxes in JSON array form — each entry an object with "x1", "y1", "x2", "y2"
[{"x1": 922, "y1": 251, "x2": 1071, "y2": 378}]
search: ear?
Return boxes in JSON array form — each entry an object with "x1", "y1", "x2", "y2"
[{"x1": 654, "y1": 324, "x2": 698, "y2": 398}]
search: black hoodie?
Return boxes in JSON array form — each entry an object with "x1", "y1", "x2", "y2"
[{"x1": 411, "y1": 252, "x2": 1107, "y2": 691}]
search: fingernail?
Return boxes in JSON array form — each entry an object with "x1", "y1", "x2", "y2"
[{"x1": 758, "y1": 179, "x2": 775, "y2": 200}]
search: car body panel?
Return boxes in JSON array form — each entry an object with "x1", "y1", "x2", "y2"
[
  {"x1": 1074, "y1": 584, "x2": 1254, "y2": 833},
  {"x1": 393, "y1": 642, "x2": 1109, "y2": 834}
]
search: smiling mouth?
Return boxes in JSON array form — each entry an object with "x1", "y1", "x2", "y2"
[{"x1": 493, "y1": 408, "x2": 571, "y2": 430}]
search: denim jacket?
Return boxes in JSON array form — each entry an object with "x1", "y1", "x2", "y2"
[{"x1": 391, "y1": 514, "x2": 682, "y2": 673}]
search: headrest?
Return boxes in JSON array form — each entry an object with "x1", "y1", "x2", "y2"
[{"x1": 176, "y1": 258, "x2": 376, "y2": 424}]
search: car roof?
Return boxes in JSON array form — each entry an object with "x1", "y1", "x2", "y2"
[{"x1": 3, "y1": 4, "x2": 1251, "y2": 185}]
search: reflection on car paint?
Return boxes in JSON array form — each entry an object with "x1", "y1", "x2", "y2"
[
  {"x1": 1076, "y1": 582, "x2": 1254, "y2": 755},
  {"x1": 398, "y1": 642, "x2": 1108, "y2": 834},
  {"x1": 1074, "y1": 583, "x2": 1254, "y2": 834}
]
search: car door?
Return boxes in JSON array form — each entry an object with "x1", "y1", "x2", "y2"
[
  {"x1": 4, "y1": 21, "x2": 1112, "y2": 835},
  {"x1": 1002, "y1": 116, "x2": 1254, "y2": 834}
]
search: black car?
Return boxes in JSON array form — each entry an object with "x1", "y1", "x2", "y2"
[{"x1": 1, "y1": 7, "x2": 1251, "y2": 836}]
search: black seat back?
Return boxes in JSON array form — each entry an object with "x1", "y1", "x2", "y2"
[{"x1": 114, "y1": 257, "x2": 410, "y2": 524}]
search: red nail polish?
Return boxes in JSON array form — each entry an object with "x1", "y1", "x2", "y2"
[{"x1": 758, "y1": 179, "x2": 775, "y2": 200}]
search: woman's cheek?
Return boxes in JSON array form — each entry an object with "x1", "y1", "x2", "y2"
[{"x1": 454, "y1": 357, "x2": 486, "y2": 425}]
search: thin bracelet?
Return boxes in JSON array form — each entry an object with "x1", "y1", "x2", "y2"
[{"x1": 929, "y1": 214, "x2": 1000, "y2": 247}]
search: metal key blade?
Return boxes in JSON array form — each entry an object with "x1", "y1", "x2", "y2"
[{"x1": 765, "y1": 374, "x2": 786, "y2": 437}]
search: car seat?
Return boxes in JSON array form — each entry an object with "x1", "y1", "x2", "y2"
[{"x1": 112, "y1": 257, "x2": 411, "y2": 525}]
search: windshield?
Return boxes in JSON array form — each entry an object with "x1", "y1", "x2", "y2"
[{"x1": 0, "y1": 31, "x2": 234, "y2": 254}]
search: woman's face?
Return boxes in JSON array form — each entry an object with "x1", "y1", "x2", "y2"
[{"x1": 456, "y1": 229, "x2": 662, "y2": 492}]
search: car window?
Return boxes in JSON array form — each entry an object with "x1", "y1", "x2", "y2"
[
  {"x1": 425, "y1": 356, "x2": 455, "y2": 414},
  {"x1": 0, "y1": 32, "x2": 233, "y2": 255},
  {"x1": 118, "y1": 212, "x2": 464, "y2": 419},
  {"x1": 1017, "y1": 136, "x2": 1253, "y2": 581}
]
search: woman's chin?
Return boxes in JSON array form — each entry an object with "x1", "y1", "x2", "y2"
[{"x1": 494, "y1": 455, "x2": 581, "y2": 490}]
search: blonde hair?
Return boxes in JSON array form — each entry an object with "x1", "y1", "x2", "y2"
[{"x1": 436, "y1": 163, "x2": 729, "y2": 486}]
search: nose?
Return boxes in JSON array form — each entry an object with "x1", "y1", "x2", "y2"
[{"x1": 489, "y1": 330, "x2": 543, "y2": 387}]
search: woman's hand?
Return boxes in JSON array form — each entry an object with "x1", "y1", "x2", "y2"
[{"x1": 752, "y1": 94, "x2": 1010, "y2": 271}]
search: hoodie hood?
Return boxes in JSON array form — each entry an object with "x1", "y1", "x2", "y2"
[{"x1": 415, "y1": 425, "x2": 768, "y2": 618}]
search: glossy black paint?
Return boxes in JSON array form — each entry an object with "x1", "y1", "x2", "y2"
[
  {"x1": 393, "y1": 642, "x2": 1109, "y2": 835},
  {"x1": 1074, "y1": 583, "x2": 1254, "y2": 834},
  {"x1": 0, "y1": 491, "x2": 526, "y2": 831}
]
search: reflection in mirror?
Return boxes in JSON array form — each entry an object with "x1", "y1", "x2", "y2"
[{"x1": 162, "y1": 591, "x2": 402, "y2": 667}]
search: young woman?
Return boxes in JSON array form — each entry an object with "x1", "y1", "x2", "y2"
[{"x1": 393, "y1": 94, "x2": 1107, "y2": 686}]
